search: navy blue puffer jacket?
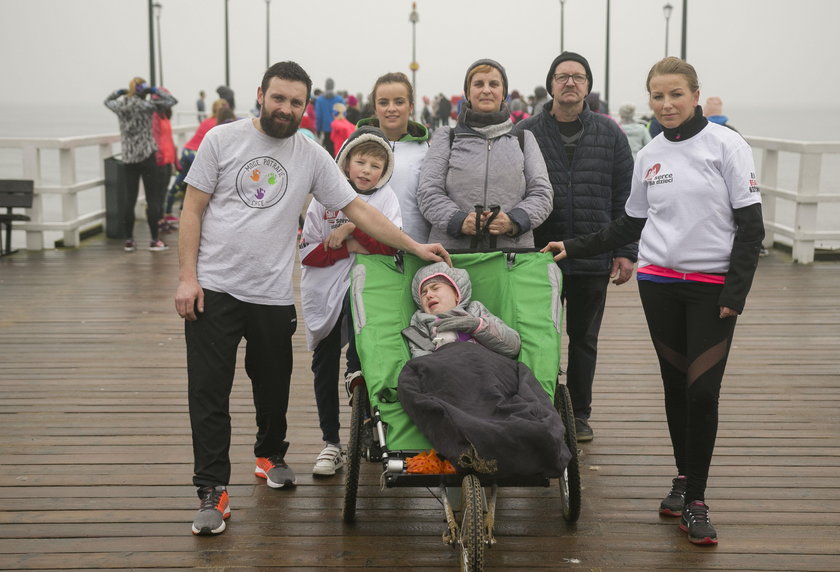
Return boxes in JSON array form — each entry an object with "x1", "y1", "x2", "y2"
[{"x1": 517, "y1": 103, "x2": 637, "y2": 275}]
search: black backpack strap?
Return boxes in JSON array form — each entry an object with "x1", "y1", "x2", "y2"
[
  {"x1": 517, "y1": 129, "x2": 525, "y2": 152},
  {"x1": 449, "y1": 126, "x2": 456, "y2": 148}
]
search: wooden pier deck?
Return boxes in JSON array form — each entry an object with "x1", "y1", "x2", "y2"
[{"x1": 1, "y1": 231, "x2": 838, "y2": 571}]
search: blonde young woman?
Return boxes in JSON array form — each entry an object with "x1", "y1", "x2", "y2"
[
  {"x1": 543, "y1": 57, "x2": 764, "y2": 546},
  {"x1": 356, "y1": 72, "x2": 431, "y2": 242}
]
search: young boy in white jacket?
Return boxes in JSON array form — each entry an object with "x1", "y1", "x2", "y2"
[{"x1": 299, "y1": 126, "x2": 402, "y2": 476}]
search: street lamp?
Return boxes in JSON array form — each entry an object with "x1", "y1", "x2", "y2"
[
  {"x1": 265, "y1": 0, "x2": 271, "y2": 69},
  {"x1": 663, "y1": 3, "x2": 673, "y2": 57},
  {"x1": 224, "y1": 0, "x2": 230, "y2": 86},
  {"x1": 147, "y1": 0, "x2": 156, "y2": 85},
  {"x1": 409, "y1": 1, "x2": 419, "y2": 117},
  {"x1": 559, "y1": 0, "x2": 566, "y2": 53},
  {"x1": 680, "y1": 0, "x2": 687, "y2": 60},
  {"x1": 604, "y1": 0, "x2": 610, "y2": 111},
  {"x1": 153, "y1": 2, "x2": 163, "y2": 86}
]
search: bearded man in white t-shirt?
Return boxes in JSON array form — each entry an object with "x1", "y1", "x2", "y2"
[{"x1": 175, "y1": 61, "x2": 450, "y2": 537}]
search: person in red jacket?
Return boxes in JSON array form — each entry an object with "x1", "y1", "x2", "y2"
[
  {"x1": 329, "y1": 103, "x2": 356, "y2": 157},
  {"x1": 151, "y1": 88, "x2": 179, "y2": 249}
]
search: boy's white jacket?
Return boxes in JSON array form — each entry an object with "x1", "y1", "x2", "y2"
[{"x1": 299, "y1": 185, "x2": 402, "y2": 351}]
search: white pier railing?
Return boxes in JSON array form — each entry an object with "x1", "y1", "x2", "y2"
[
  {"x1": 746, "y1": 136, "x2": 840, "y2": 263},
  {"x1": 1, "y1": 130, "x2": 839, "y2": 263},
  {"x1": 0, "y1": 125, "x2": 196, "y2": 251}
]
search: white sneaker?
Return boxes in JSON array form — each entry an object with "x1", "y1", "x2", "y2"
[{"x1": 312, "y1": 444, "x2": 346, "y2": 476}]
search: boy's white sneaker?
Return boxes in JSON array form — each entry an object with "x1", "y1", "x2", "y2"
[{"x1": 312, "y1": 444, "x2": 346, "y2": 476}]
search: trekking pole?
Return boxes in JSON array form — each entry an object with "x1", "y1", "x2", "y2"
[
  {"x1": 485, "y1": 204, "x2": 501, "y2": 250},
  {"x1": 470, "y1": 204, "x2": 483, "y2": 250}
]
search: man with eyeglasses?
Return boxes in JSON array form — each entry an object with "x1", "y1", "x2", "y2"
[{"x1": 517, "y1": 51, "x2": 636, "y2": 442}]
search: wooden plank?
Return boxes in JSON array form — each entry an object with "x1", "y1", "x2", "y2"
[{"x1": 1, "y1": 234, "x2": 839, "y2": 571}]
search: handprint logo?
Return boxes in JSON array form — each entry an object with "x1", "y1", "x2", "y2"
[{"x1": 237, "y1": 157, "x2": 287, "y2": 208}]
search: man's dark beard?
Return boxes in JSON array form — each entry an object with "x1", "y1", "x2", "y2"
[{"x1": 260, "y1": 109, "x2": 300, "y2": 139}]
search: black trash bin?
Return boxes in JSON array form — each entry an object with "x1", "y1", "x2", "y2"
[{"x1": 104, "y1": 156, "x2": 129, "y2": 238}]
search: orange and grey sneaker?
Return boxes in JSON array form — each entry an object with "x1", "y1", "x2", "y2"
[
  {"x1": 255, "y1": 454, "x2": 296, "y2": 488},
  {"x1": 191, "y1": 485, "x2": 230, "y2": 535}
]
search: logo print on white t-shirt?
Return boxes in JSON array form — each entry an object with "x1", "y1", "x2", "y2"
[
  {"x1": 644, "y1": 163, "x2": 661, "y2": 182},
  {"x1": 236, "y1": 156, "x2": 288, "y2": 208}
]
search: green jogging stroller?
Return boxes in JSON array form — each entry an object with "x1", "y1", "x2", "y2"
[{"x1": 342, "y1": 251, "x2": 581, "y2": 572}]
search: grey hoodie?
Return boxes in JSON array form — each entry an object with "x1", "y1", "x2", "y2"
[{"x1": 407, "y1": 262, "x2": 521, "y2": 359}]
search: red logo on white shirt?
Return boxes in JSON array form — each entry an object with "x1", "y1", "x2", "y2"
[{"x1": 644, "y1": 163, "x2": 661, "y2": 182}]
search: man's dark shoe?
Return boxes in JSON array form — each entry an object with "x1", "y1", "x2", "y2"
[
  {"x1": 574, "y1": 418, "x2": 593, "y2": 442},
  {"x1": 659, "y1": 476, "x2": 688, "y2": 516},
  {"x1": 679, "y1": 500, "x2": 718, "y2": 545},
  {"x1": 191, "y1": 485, "x2": 230, "y2": 535}
]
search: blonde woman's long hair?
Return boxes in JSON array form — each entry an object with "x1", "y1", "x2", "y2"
[{"x1": 128, "y1": 76, "x2": 147, "y2": 97}]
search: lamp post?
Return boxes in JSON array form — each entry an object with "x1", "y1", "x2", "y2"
[
  {"x1": 604, "y1": 0, "x2": 610, "y2": 110},
  {"x1": 265, "y1": 0, "x2": 271, "y2": 69},
  {"x1": 147, "y1": 0, "x2": 156, "y2": 86},
  {"x1": 681, "y1": 0, "x2": 687, "y2": 60},
  {"x1": 153, "y1": 2, "x2": 163, "y2": 86},
  {"x1": 224, "y1": 0, "x2": 230, "y2": 87},
  {"x1": 409, "y1": 2, "x2": 419, "y2": 117},
  {"x1": 559, "y1": 0, "x2": 566, "y2": 52},
  {"x1": 663, "y1": 2, "x2": 673, "y2": 57}
]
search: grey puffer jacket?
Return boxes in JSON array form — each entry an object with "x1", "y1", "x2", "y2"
[
  {"x1": 417, "y1": 124, "x2": 553, "y2": 250},
  {"x1": 516, "y1": 102, "x2": 637, "y2": 275},
  {"x1": 407, "y1": 262, "x2": 521, "y2": 359}
]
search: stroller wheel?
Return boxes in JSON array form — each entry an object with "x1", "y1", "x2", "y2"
[
  {"x1": 555, "y1": 382, "x2": 582, "y2": 522},
  {"x1": 343, "y1": 383, "x2": 368, "y2": 523}
]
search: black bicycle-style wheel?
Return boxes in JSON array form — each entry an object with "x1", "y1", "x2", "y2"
[
  {"x1": 343, "y1": 384, "x2": 367, "y2": 524},
  {"x1": 459, "y1": 474, "x2": 485, "y2": 572},
  {"x1": 555, "y1": 383, "x2": 581, "y2": 522}
]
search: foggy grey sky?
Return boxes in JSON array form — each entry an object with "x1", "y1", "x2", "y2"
[{"x1": 2, "y1": 0, "x2": 838, "y2": 121}]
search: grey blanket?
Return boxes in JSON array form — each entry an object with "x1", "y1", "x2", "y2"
[{"x1": 397, "y1": 342, "x2": 571, "y2": 478}]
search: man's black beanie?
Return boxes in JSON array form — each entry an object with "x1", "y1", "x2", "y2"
[{"x1": 546, "y1": 51, "x2": 593, "y2": 96}]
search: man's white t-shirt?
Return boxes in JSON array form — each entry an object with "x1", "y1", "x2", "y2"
[
  {"x1": 185, "y1": 119, "x2": 356, "y2": 305},
  {"x1": 625, "y1": 122, "x2": 762, "y2": 274}
]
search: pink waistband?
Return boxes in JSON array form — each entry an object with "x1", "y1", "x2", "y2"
[{"x1": 638, "y1": 264, "x2": 726, "y2": 284}]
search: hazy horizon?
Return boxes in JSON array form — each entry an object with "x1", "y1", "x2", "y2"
[{"x1": 2, "y1": 0, "x2": 839, "y2": 128}]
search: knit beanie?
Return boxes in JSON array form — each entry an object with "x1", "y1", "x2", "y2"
[
  {"x1": 334, "y1": 126, "x2": 395, "y2": 192},
  {"x1": 464, "y1": 58, "x2": 509, "y2": 99},
  {"x1": 545, "y1": 51, "x2": 593, "y2": 96}
]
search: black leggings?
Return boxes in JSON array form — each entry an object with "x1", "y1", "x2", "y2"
[
  {"x1": 638, "y1": 280, "x2": 738, "y2": 503},
  {"x1": 123, "y1": 153, "x2": 163, "y2": 241}
]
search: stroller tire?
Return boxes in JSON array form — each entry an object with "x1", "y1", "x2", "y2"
[
  {"x1": 555, "y1": 382, "x2": 582, "y2": 522},
  {"x1": 459, "y1": 474, "x2": 485, "y2": 572},
  {"x1": 343, "y1": 383, "x2": 368, "y2": 523}
]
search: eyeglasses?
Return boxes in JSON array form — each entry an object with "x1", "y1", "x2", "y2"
[{"x1": 553, "y1": 73, "x2": 588, "y2": 85}]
